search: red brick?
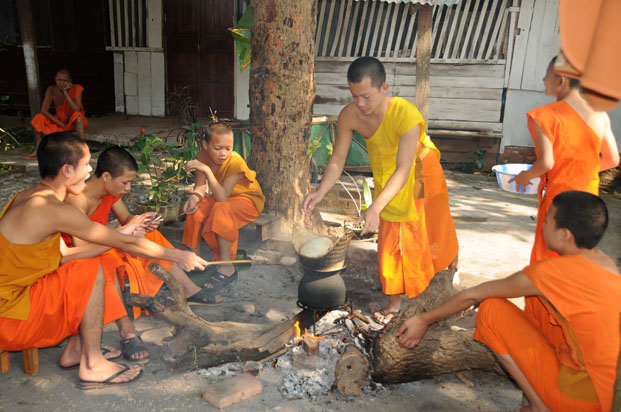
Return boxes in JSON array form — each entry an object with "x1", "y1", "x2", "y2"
[{"x1": 202, "y1": 374, "x2": 263, "y2": 408}]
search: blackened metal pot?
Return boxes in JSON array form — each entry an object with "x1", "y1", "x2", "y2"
[{"x1": 297, "y1": 265, "x2": 347, "y2": 310}]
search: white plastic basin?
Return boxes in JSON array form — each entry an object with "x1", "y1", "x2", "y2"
[{"x1": 491, "y1": 163, "x2": 540, "y2": 195}]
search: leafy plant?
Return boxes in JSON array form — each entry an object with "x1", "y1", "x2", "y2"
[
  {"x1": 131, "y1": 132, "x2": 199, "y2": 208},
  {"x1": 167, "y1": 85, "x2": 198, "y2": 125},
  {"x1": 462, "y1": 149, "x2": 487, "y2": 173}
]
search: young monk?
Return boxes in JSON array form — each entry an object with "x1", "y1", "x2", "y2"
[
  {"x1": 182, "y1": 122, "x2": 264, "y2": 293},
  {"x1": 63, "y1": 147, "x2": 223, "y2": 362},
  {"x1": 396, "y1": 191, "x2": 620, "y2": 412},
  {"x1": 27, "y1": 69, "x2": 88, "y2": 159},
  {"x1": 303, "y1": 57, "x2": 458, "y2": 325},
  {"x1": 0, "y1": 132, "x2": 207, "y2": 389},
  {"x1": 509, "y1": 56, "x2": 620, "y2": 328}
]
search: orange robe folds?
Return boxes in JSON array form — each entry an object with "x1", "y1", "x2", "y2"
[
  {"x1": 31, "y1": 84, "x2": 88, "y2": 134},
  {"x1": 63, "y1": 195, "x2": 173, "y2": 319},
  {"x1": 528, "y1": 101, "x2": 602, "y2": 264},
  {"x1": 368, "y1": 97, "x2": 456, "y2": 297},
  {"x1": 421, "y1": 151, "x2": 459, "y2": 273},
  {"x1": 0, "y1": 197, "x2": 126, "y2": 351},
  {"x1": 182, "y1": 151, "x2": 264, "y2": 260},
  {"x1": 474, "y1": 255, "x2": 620, "y2": 412}
]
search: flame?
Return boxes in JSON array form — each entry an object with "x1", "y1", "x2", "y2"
[
  {"x1": 294, "y1": 321, "x2": 301, "y2": 338},
  {"x1": 304, "y1": 328, "x2": 308, "y2": 336}
]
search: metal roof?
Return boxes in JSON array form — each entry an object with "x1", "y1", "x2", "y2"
[{"x1": 359, "y1": 0, "x2": 460, "y2": 5}]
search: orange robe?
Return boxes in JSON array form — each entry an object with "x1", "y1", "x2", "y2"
[
  {"x1": 31, "y1": 84, "x2": 88, "y2": 134},
  {"x1": 474, "y1": 255, "x2": 620, "y2": 412},
  {"x1": 0, "y1": 197, "x2": 126, "y2": 351},
  {"x1": 368, "y1": 97, "x2": 453, "y2": 298},
  {"x1": 63, "y1": 195, "x2": 173, "y2": 319},
  {"x1": 421, "y1": 151, "x2": 459, "y2": 273},
  {"x1": 525, "y1": 101, "x2": 603, "y2": 325},
  {"x1": 182, "y1": 151, "x2": 264, "y2": 260}
]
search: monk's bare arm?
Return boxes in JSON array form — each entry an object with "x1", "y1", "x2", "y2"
[
  {"x1": 62, "y1": 85, "x2": 82, "y2": 113},
  {"x1": 303, "y1": 106, "x2": 354, "y2": 212},
  {"x1": 111, "y1": 200, "x2": 135, "y2": 226},
  {"x1": 600, "y1": 118, "x2": 620, "y2": 171},
  {"x1": 396, "y1": 272, "x2": 542, "y2": 348},
  {"x1": 40, "y1": 87, "x2": 65, "y2": 127},
  {"x1": 510, "y1": 122, "x2": 553, "y2": 188}
]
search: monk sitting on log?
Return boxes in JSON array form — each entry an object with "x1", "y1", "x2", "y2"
[
  {"x1": 303, "y1": 57, "x2": 458, "y2": 325},
  {"x1": 182, "y1": 122, "x2": 264, "y2": 293},
  {"x1": 396, "y1": 190, "x2": 620, "y2": 412},
  {"x1": 0, "y1": 132, "x2": 208, "y2": 389},
  {"x1": 63, "y1": 147, "x2": 223, "y2": 363},
  {"x1": 26, "y1": 69, "x2": 88, "y2": 159}
]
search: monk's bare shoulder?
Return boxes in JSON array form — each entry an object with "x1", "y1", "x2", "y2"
[
  {"x1": 591, "y1": 249, "x2": 619, "y2": 275},
  {"x1": 65, "y1": 191, "x2": 89, "y2": 213},
  {"x1": 338, "y1": 103, "x2": 358, "y2": 127},
  {"x1": 196, "y1": 149, "x2": 210, "y2": 165}
]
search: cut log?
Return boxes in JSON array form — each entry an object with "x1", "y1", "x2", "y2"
[
  {"x1": 125, "y1": 263, "x2": 315, "y2": 372},
  {"x1": 334, "y1": 345, "x2": 369, "y2": 396},
  {"x1": 371, "y1": 267, "x2": 504, "y2": 383}
]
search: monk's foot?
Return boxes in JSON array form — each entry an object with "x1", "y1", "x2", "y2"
[
  {"x1": 60, "y1": 348, "x2": 121, "y2": 370},
  {"x1": 78, "y1": 361, "x2": 142, "y2": 389},
  {"x1": 120, "y1": 335, "x2": 150, "y2": 363},
  {"x1": 23, "y1": 151, "x2": 37, "y2": 160},
  {"x1": 203, "y1": 266, "x2": 238, "y2": 292},
  {"x1": 368, "y1": 302, "x2": 400, "y2": 326}
]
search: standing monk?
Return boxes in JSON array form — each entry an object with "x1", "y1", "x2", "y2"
[
  {"x1": 63, "y1": 147, "x2": 223, "y2": 362},
  {"x1": 0, "y1": 132, "x2": 207, "y2": 388},
  {"x1": 27, "y1": 69, "x2": 88, "y2": 159},
  {"x1": 303, "y1": 57, "x2": 458, "y2": 325},
  {"x1": 396, "y1": 191, "x2": 620, "y2": 412}
]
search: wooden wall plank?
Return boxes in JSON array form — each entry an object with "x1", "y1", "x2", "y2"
[
  {"x1": 487, "y1": 0, "x2": 509, "y2": 60},
  {"x1": 519, "y1": 0, "x2": 546, "y2": 90},
  {"x1": 392, "y1": 2, "x2": 410, "y2": 58},
  {"x1": 434, "y1": 6, "x2": 453, "y2": 59},
  {"x1": 329, "y1": 0, "x2": 347, "y2": 56},
  {"x1": 460, "y1": 0, "x2": 481, "y2": 59},
  {"x1": 384, "y1": 3, "x2": 399, "y2": 58},
  {"x1": 368, "y1": 2, "x2": 386, "y2": 57},
  {"x1": 321, "y1": 0, "x2": 337, "y2": 56},
  {"x1": 316, "y1": 0, "x2": 328, "y2": 46},
  {"x1": 352, "y1": 0, "x2": 369, "y2": 56},
  {"x1": 361, "y1": 1, "x2": 377, "y2": 56},
  {"x1": 507, "y1": 0, "x2": 534, "y2": 89},
  {"x1": 345, "y1": 0, "x2": 360, "y2": 57},
  {"x1": 476, "y1": 0, "x2": 499, "y2": 59},
  {"x1": 451, "y1": 0, "x2": 472, "y2": 58},
  {"x1": 337, "y1": 0, "x2": 353, "y2": 57},
  {"x1": 402, "y1": 5, "x2": 417, "y2": 59}
]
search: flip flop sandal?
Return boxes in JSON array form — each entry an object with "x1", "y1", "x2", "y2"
[
  {"x1": 120, "y1": 336, "x2": 150, "y2": 364},
  {"x1": 186, "y1": 288, "x2": 224, "y2": 306},
  {"x1": 79, "y1": 365, "x2": 143, "y2": 390},
  {"x1": 203, "y1": 269, "x2": 238, "y2": 293},
  {"x1": 373, "y1": 310, "x2": 399, "y2": 326},
  {"x1": 60, "y1": 348, "x2": 122, "y2": 370}
]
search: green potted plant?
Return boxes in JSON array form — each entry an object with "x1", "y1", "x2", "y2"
[{"x1": 130, "y1": 130, "x2": 199, "y2": 222}]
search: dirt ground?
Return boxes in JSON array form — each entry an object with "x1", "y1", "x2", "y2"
[{"x1": 0, "y1": 164, "x2": 620, "y2": 411}]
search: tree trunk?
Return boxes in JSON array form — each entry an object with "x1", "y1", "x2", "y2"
[
  {"x1": 249, "y1": 0, "x2": 318, "y2": 232},
  {"x1": 371, "y1": 268, "x2": 504, "y2": 383},
  {"x1": 15, "y1": 0, "x2": 41, "y2": 117},
  {"x1": 414, "y1": 4, "x2": 432, "y2": 128},
  {"x1": 126, "y1": 263, "x2": 315, "y2": 372}
]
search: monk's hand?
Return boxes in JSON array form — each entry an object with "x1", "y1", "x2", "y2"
[
  {"x1": 508, "y1": 171, "x2": 533, "y2": 192},
  {"x1": 395, "y1": 315, "x2": 429, "y2": 348},
  {"x1": 303, "y1": 192, "x2": 322, "y2": 213},
  {"x1": 185, "y1": 159, "x2": 208, "y2": 175},
  {"x1": 64, "y1": 82, "x2": 72, "y2": 91},
  {"x1": 183, "y1": 197, "x2": 199, "y2": 215},
  {"x1": 177, "y1": 251, "x2": 208, "y2": 272},
  {"x1": 357, "y1": 206, "x2": 379, "y2": 236}
]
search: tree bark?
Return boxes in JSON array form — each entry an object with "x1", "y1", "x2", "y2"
[
  {"x1": 126, "y1": 263, "x2": 315, "y2": 372},
  {"x1": 414, "y1": 4, "x2": 432, "y2": 128},
  {"x1": 371, "y1": 268, "x2": 504, "y2": 383},
  {"x1": 249, "y1": 0, "x2": 318, "y2": 232}
]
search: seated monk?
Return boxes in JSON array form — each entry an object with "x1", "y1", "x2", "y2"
[
  {"x1": 0, "y1": 132, "x2": 207, "y2": 389},
  {"x1": 396, "y1": 190, "x2": 620, "y2": 412},
  {"x1": 182, "y1": 122, "x2": 264, "y2": 293},
  {"x1": 26, "y1": 69, "x2": 88, "y2": 159},
  {"x1": 63, "y1": 147, "x2": 223, "y2": 362}
]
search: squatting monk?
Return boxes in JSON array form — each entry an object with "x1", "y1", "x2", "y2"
[
  {"x1": 303, "y1": 57, "x2": 459, "y2": 325},
  {"x1": 0, "y1": 132, "x2": 207, "y2": 389},
  {"x1": 508, "y1": 56, "x2": 620, "y2": 328},
  {"x1": 63, "y1": 147, "x2": 223, "y2": 363},
  {"x1": 27, "y1": 69, "x2": 88, "y2": 159},
  {"x1": 396, "y1": 191, "x2": 620, "y2": 412},
  {"x1": 182, "y1": 122, "x2": 264, "y2": 294}
]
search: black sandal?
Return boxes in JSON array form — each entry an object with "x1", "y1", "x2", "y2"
[
  {"x1": 203, "y1": 269, "x2": 238, "y2": 293},
  {"x1": 186, "y1": 288, "x2": 223, "y2": 306},
  {"x1": 120, "y1": 336, "x2": 150, "y2": 364}
]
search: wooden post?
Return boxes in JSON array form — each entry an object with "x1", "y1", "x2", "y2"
[
  {"x1": 22, "y1": 348, "x2": 39, "y2": 375},
  {"x1": 415, "y1": 4, "x2": 432, "y2": 129},
  {"x1": 0, "y1": 351, "x2": 10, "y2": 374},
  {"x1": 15, "y1": 0, "x2": 41, "y2": 117}
]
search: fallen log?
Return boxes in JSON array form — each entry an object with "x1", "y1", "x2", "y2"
[
  {"x1": 371, "y1": 267, "x2": 504, "y2": 383},
  {"x1": 126, "y1": 263, "x2": 314, "y2": 372}
]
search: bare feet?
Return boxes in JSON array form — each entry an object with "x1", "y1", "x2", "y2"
[
  {"x1": 23, "y1": 151, "x2": 37, "y2": 160},
  {"x1": 79, "y1": 361, "x2": 142, "y2": 388}
]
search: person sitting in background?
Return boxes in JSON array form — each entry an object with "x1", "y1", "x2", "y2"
[{"x1": 27, "y1": 69, "x2": 88, "y2": 159}]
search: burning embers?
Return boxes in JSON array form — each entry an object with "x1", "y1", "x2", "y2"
[{"x1": 293, "y1": 321, "x2": 325, "y2": 356}]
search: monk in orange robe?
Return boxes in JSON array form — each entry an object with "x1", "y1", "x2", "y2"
[
  {"x1": 397, "y1": 191, "x2": 620, "y2": 412},
  {"x1": 182, "y1": 122, "x2": 264, "y2": 293},
  {"x1": 1, "y1": 132, "x2": 207, "y2": 388},
  {"x1": 63, "y1": 147, "x2": 223, "y2": 362},
  {"x1": 27, "y1": 69, "x2": 88, "y2": 159},
  {"x1": 304, "y1": 57, "x2": 458, "y2": 325},
  {"x1": 509, "y1": 57, "x2": 619, "y2": 325}
]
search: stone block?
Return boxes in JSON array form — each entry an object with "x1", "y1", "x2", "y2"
[{"x1": 202, "y1": 374, "x2": 263, "y2": 409}]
